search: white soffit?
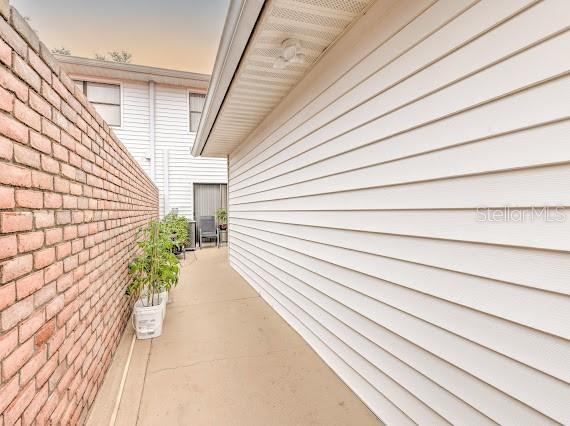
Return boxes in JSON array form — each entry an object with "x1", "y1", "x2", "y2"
[{"x1": 201, "y1": 0, "x2": 374, "y2": 157}]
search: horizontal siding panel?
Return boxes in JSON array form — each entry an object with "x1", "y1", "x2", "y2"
[
  {"x1": 230, "y1": 78, "x2": 569, "y2": 194},
  {"x1": 230, "y1": 218, "x2": 570, "y2": 334},
  {"x1": 226, "y1": 0, "x2": 570, "y2": 423},
  {"x1": 231, "y1": 260, "x2": 416, "y2": 425},
  {"x1": 230, "y1": 227, "x2": 570, "y2": 382},
  {"x1": 230, "y1": 248, "x2": 557, "y2": 425}
]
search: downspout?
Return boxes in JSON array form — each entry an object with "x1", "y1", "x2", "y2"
[
  {"x1": 163, "y1": 149, "x2": 170, "y2": 216},
  {"x1": 149, "y1": 81, "x2": 156, "y2": 181}
]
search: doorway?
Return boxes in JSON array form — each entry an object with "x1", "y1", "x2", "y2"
[{"x1": 193, "y1": 183, "x2": 228, "y2": 245}]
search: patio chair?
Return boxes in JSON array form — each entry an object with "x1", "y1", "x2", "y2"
[{"x1": 198, "y1": 216, "x2": 219, "y2": 248}]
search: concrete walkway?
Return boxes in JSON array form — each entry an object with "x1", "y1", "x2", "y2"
[{"x1": 87, "y1": 248, "x2": 380, "y2": 425}]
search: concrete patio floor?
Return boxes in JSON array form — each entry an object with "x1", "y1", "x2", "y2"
[{"x1": 87, "y1": 247, "x2": 380, "y2": 425}]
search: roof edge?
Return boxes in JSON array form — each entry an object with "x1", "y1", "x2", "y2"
[
  {"x1": 55, "y1": 54, "x2": 210, "y2": 83},
  {"x1": 192, "y1": 0, "x2": 265, "y2": 157}
]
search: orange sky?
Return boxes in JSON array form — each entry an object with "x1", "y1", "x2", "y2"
[{"x1": 11, "y1": 0, "x2": 230, "y2": 74}]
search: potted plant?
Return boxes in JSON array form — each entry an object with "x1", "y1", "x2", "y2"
[
  {"x1": 128, "y1": 220, "x2": 180, "y2": 339},
  {"x1": 163, "y1": 212, "x2": 189, "y2": 255},
  {"x1": 216, "y1": 208, "x2": 227, "y2": 230}
]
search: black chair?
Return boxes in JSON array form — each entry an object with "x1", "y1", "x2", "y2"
[{"x1": 198, "y1": 216, "x2": 219, "y2": 248}]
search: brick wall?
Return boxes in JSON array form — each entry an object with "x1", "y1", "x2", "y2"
[{"x1": 0, "y1": 1, "x2": 159, "y2": 424}]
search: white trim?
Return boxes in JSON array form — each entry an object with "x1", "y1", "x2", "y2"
[
  {"x1": 56, "y1": 54, "x2": 210, "y2": 87},
  {"x1": 149, "y1": 81, "x2": 156, "y2": 181},
  {"x1": 163, "y1": 149, "x2": 169, "y2": 215},
  {"x1": 192, "y1": 0, "x2": 265, "y2": 157}
]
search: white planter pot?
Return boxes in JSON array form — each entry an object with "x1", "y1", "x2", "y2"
[
  {"x1": 133, "y1": 296, "x2": 164, "y2": 339},
  {"x1": 159, "y1": 290, "x2": 168, "y2": 319}
]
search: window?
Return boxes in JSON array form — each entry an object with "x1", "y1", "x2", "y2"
[
  {"x1": 189, "y1": 93, "x2": 205, "y2": 132},
  {"x1": 74, "y1": 80, "x2": 121, "y2": 127}
]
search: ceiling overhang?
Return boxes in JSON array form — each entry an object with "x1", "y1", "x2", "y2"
[{"x1": 193, "y1": 0, "x2": 375, "y2": 158}]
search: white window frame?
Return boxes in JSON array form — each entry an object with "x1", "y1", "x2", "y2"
[
  {"x1": 72, "y1": 77, "x2": 124, "y2": 129},
  {"x1": 188, "y1": 91, "x2": 206, "y2": 134}
]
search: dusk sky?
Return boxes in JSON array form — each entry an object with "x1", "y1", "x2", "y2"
[{"x1": 11, "y1": 0, "x2": 230, "y2": 74}]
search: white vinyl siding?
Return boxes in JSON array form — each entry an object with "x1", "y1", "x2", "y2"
[
  {"x1": 113, "y1": 82, "x2": 151, "y2": 175},
  {"x1": 106, "y1": 82, "x2": 226, "y2": 219},
  {"x1": 155, "y1": 86, "x2": 227, "y2": 218},
  {"x1": 227, "y1": 0, "x2": 570, "y2": 425}
]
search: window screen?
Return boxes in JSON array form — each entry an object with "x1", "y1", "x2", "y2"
[{"x1": 189, "y1": 93, "x2": 205, "y2": 132}]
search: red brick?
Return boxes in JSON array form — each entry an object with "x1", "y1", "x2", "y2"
[
  {"x1": 11, "y1": 8, "x2": 40, "y2": 52},
  {"x1": 62, "y1": 225, "x2": 77, "y2": 241},
  {"x1": 0, "y1": 111, "x2": 28, "y2": 143},
  {"x1": 3, "y1": 377, "x2": 35, "y2": 425},
  {"x1": 41, "y1": 117, "x2": 59, "y2": 141},
  {"x1": 56, "y1": 271, "x2": 72, "y2": 292},
  {"x1": 18, "y1": 308, "x2": 45, "y2": 343},
  {"x1": 69, "y1": 182, "x2": 82, "y2": 196},
  {"x1": 1, "y1": 337, "x2": 33, "y2": 380},
  {"x1": 0, "y1": 65, "x2": 28, "y2": 102},
  {"x1": 0, "y1": 375, "x2": 19, "y2": 414},
  {"x1": 0, "y1": 281, "x2": 15, "y2": 315},
  {"x1": 36, "y1": 391, "x2": 58, "y2": 425},
  {"x1": 0, "y1": 234, "x2": 16, "y2": 259},
  {"x1": 13, "y1": 54, "x2": 41, "y2": 92},
  {"x1": 20, "y1": 344, "x2": 47, "y2": 384},
  {"x1": 22, "y1": 382, "x2": 48, "y2": 425},
  {"x1": 41, "y1": 154, "x2": 59, "y2": 174},
  {"x1": 1, "y1": 211, "x2": 33, "y2": 232},
  {"x1": 71, "y1": 239, "x2": 83, "y2": 255},
  {"x1": 0, "y1": 37, "x2": 11, "y2": 67},
  {"x1": 0, "y1": 253, "x2": 32, "y2": 284},
  {"x1": 0, "y1": 327, "x2": 17, "y2": 360},
  {"x1": 39, "y1": 42, "x2": 59, "y2": 73},
  {"x1": 0, "y1": 84, "x2": 13, "y2": 112},
  {"x1": 62, "y1": 194, "x2": 76, "y2": 209},
  {"x1": 15, "y1": 189, "x2": 43, "y2": 208},
  {"x1": 0, "y1": 163, "x2": 30, "y2": 187},
  {"x1": 15, "y1": 270, "x2": 43, "y2": 299},
  {"x1": 43, "y1": 261, "x2": 62, "y2": 284},
  {"x1": 28, "y1": 49, "x2": 51, "y2": 82},
  {"x1": 0, "y1": 134, "x2": 13, "y2": 159},
  {"x1": 1, "y1": 287, "x2": 32, "y2": 328},
  {"x1": 44, "y1": 227, "x2": 62, "y2": 245},
  {"x1": 47, "y1": 322, "x2": 64, "y2": 356},
  {"x1": 33, "y1": 281, "x2": 55, "y2": 308},
  {"x1": 60, "y1": 163, "x2": 75, "y2": 179},
  {"x1": 41, "y1": 80, "x2": 60, "y2": 109},
  {"x1": 55, "y1": 210, "x2": 70, "y2": 225},
  {"x1": 14, "y1": 99, "x2": 41, "y2": 131},
  {"x1": 35, "y1": 318, "x2": 55, "y2": 348},
  {"x1": 31, "y1": 170, "x2": 52, "y2": 190},
  {"x1": 69, "y1": 151, "x2": 81, "y2": 168},
  {"x1": 56, "y1": 299, "x2": 76, "y2": 328},
  {"x1": 14, "y1": 143, "x2": 40, "y2": 168},
  {"x1": 30, "y1": 131, "x2": 51, "y2": 154},
  {"x1": 63, "y1": 255, "x2": 78, "y2": 273},
  {"x1": 35, "y1": 350, "x2": 56, "y2": 386},
  {"x1": 53, "y1": 176, "x2": 69, "y2": 193},
  {"x1": 34, "y1": 210, "x2": 54, "y2": 228},
  {"x1": 0, "y1": 185, "x2": 14, "y2": 208}
]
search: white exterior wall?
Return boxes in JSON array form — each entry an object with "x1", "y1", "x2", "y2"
[
  {"x1": 113, "y1": 82, "x2": 227, "y2": 218},
  {"x1": 227, "y1": 0, "x2": 570, "y2": 424},
  {"x1": 113, "y1": 82, "x2": 151, "y2": 176}
]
